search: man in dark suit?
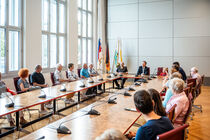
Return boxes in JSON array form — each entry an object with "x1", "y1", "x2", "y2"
[
  {"x1": 135, "y1": 61, "x2": 150, "y2": 82},
  {"x1": 173, "y1": 62, "x2": 187, "y2": 81},
  {"x1": 114, "y1": 62, "x2": 128, "y2": 89}
]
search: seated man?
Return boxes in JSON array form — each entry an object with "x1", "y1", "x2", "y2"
[
  {"x1": 31, "y1": 65, "x2": 52, "y2": 110},
  {"x1": 129, "y1": 90, "x2": 173, "y2": 140},
  {"x1": 54, "y1": 64, "x2": 73, "y2": 104},
  {"x1": 88, "y1": 64, "x2": 98, "y2": 76},
  {"x1": 67, "y1": 63, "x2": 79, "y2": 81},
  {"x1": 114, "y1": 62, "x2": 128, "y2": 88},
  {"x1": 190, "y1": 67, "x2": 202, "y2": 95},
  {"x1": 173, "y1": 62, "x2": 187, "y2": 81},
  {"x1": 80, "y1": 63, "x2": 90, "y2": 79},
  {"x1": 135, "y1": 61, "x2": 149, "y2": 82},
  {"x1": 88, "y1": 64, "x2": 102, "y2": 90},
  {"x1": 80, "y1": 63, "x2": 95, "y2": 95}
]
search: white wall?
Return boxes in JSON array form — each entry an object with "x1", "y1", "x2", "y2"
[
  {"x1": 107, "y1": 0, "x2": 210, "y2": 76},
  {"x1": 2, "y1": 0, "x2": 78, "y2": 90}
]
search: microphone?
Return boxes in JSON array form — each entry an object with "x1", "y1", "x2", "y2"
[
  {"x1": 60, "y1": 84, "x2": 67, "y2": 92},
  {"x1": 122, "y1": 90, "x2": 132, "y2": 96},
  {"x1": 98, "y1": 75, "x2": 103, "y2": 81},
  {"x1": 107, "y1": 94, "x2": 118, "y2": 104},
  {"x1": 112, "y1": 73, "x2": 117, "y2": 77},
  {"x1": 39, "y1": 89, "x2": 46, "y2": 98},
  {"x1": 5, "y1": 93, "x2": 15, "y2": 108},
  {"x1": 134, "y1": 82, "x2": 141, "y2": 86},
  {"x1": 57, "y1": 113, "x2": 88, "y2": 134},
  {"x1": 88, "y1": 77, "x2": 94, "y2": 83},
  {"x1": 107, "y1": 75, "x2": 111, "y2": 78},
  {"x1": 80, "y1": 79, "x2": 86, "y2": 87}
]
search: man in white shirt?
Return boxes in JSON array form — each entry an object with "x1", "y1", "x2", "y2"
[
  {"x1": 88, "y1": 64, "x2": 102, "y2": 91},
  {"x1": 54, "y1": 64, "x2": 74, "y2": 104},
  {"x1": 67, "y1": 63, "x2": 79, "y2": 81},
  {"x1": 190, "y1": 67, "x2": 202, "y2": 95}
]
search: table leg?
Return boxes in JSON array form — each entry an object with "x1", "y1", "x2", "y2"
[
  {"x1": 78, "y1": 91, "x2": 80, "y2": 103},
  {"x1": 16, "y1": 111, "x2": 19, "y2": 131}
]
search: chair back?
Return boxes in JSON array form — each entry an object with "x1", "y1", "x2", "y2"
[
  {"x1": 186, "y1": 78, "x2": 197, "y2": 99},
  {"x1": 156, "y1": 124, "x2": 189, "y2": 140},
  {"x1": 166, "y1": 104, "x2": 177, "y2": 122},
  {"x1": 50, "y1": 72, "x2": 56, "y2": 86},
  {"x1": 13, "y1": 77, "x2": 24, "y2": 94},
  {"x1": 157, "y1": 67, "x2": 163, "y2": 76},
  {"x1": 65, "y1": 71, "x2": 68, "y2": 79},
  {"x1": 28, "y1": 74, "x2": 33, "y2": 86},
  {"x1": 187, "y1": 82, "x2": 193, "y2": 93},
  {"x1": 183, "y1": 87, "x2": 190, "y2": 97},
  {"x1": 13, "y1": 77, "x2": 20, "y2": 92},
  {"x1": 77, "y1": 68, "x2": 81, "y2": 78}
]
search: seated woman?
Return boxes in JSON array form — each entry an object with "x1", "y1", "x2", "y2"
[
  {"x1": 148, "y1": 88, "x2": 166, "y2": 116},
  {"x1": 166, "y1": 78, "x2": 189, "y2": 127},
  {"x1": 162, "y1": 72, "x2": 182, "y2": 108},
  {"x1": 0, "y1": 72, "x2": 27, "y2": 126},
  {"x1": 129, "y1": 90, "x2": 173, "y2": 140},
  {"x1": 17, "y1": 68, "x2": 31, "y2": 92}
]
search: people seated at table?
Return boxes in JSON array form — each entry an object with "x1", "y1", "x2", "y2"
[
  {"x1": 135, "y1": 61, "x2": 149, "y2": 82},
  {"x1": 148, "y1": 88, "x2": 166, "y2": 116},
  {"x1": 17, "y1": 68, "x2": 32, "y2": 92},
  {"x1": 173, "y1": 62, "x2": 187, "y2": 81},
  {"x1": 67, "y1": 63, "x2": 79, "y2": 81},
  {"x1": 31, "y1": 65, "x2": 52, "y2": 110},
  {"x1": 129, "y1": 90, "x2": 173, "y2": 139},
  {"x1": 96, "y1": 128, "x2": 127, "y2": 140},
  {"x1": 54, "y1": 64, "x2": 73, "y2": 104},
  {"x1": 114, "y1": 62, "x2": 128, "y2": 89},
  {"x1": 166, "y1": 78, "x2": 189, "y2": 127},
  {"x1": 162, "y1": 72, "x2": 182, "y2": 108},
  {"x1": 0, "y1": 72, "x2": 27, "y2": 126}
]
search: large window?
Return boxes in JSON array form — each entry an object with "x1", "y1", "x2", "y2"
[
  {"x1": 78, "y1": 0, "x2": 93, "y2": 64},
  {"x1": 42, "y1": 0, "x2": 67, "y2": 68},
  {"x1": 0, "y1": 0, "x2": 23, "y2": 74}
]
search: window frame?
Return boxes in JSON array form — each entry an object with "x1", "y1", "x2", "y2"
[
  {"x1": 78, "y1": 0, "x2": 93, "y2": 65},
  {"x1": 0, "y1": 0, "x2": 23, "y2": 78},
  {"x1": 41, "y1": 0, "x2": 67, "y2": 71}
]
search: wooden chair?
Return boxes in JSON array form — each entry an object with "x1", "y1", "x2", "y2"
[
  {"x1": 156, "y1": 124, "x2": 189, "y2": 140},
  {"x1": 13, "y1": 77, "x2": 24, "y2": 94},
  {"x1": 28, "y1": 74, "x2": 33, "y2": 86},
  {"x1": 50, "y1": 72, "x2": 57, "y2": 86},
  {"x1": 166, "y1": 104, "x2": 177, "y2": 122},
  {"x1": 187, "y1": 82, "x2": 193, "y2": 94},
  {"x1": 77, "y1": 68, "x2": 81, "y2": 78},
  {"x1": 186, "y1": 78, "x2": 197, "y2": 100},
  {"x1": 183, "y1": 87, "x2": 190, "y2": 97}
]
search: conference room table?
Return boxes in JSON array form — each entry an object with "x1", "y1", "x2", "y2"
[
  {"x1": 19, "y1": 75, "x2": 164, "y2": 140},
  {"x1": 0, "y1": 73, "x2": 136, "y2": 137}
]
